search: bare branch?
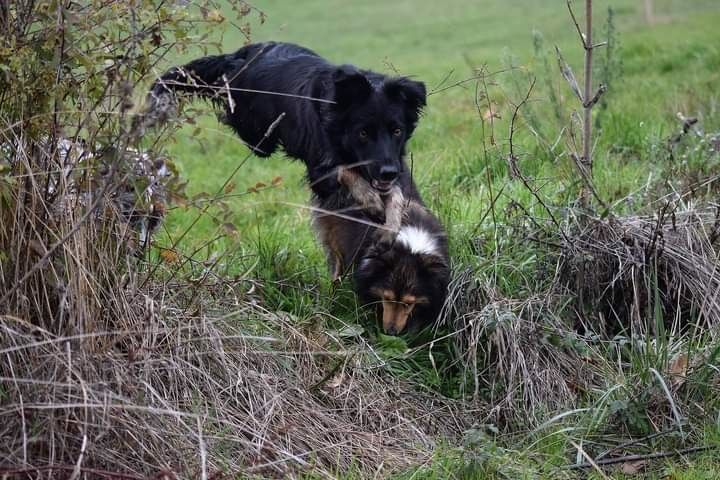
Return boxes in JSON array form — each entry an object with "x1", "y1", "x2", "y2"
[
  {"x1": 566, "y1": 0, "x2": 587, "y2": 48},
  {"x1": 583, "y1": 84, "x2": 607, "y2": 108},
  {"x1": 565, "y1": 445, "x2": 716, "y2": 470}
]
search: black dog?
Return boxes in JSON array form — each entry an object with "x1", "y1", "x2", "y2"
[{"x1": 148, "y1": 41, "x2": 427, "y2": 217}]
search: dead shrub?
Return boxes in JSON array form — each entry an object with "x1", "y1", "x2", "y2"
[
  {"x1": 440, "y1": 269, "x2": 604, "y2": 428},
  {"x1": 561, "y1": 206, "x2": 720, "y2": 336}
]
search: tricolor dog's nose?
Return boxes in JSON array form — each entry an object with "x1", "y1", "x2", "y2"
[{"x1": 379, "y1": 165, "x2": 399, "y2": 182}]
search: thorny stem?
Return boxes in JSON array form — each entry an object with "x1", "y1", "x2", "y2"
[{"x1": 581, "y1": 0, "x2": 593, "y2": 208}]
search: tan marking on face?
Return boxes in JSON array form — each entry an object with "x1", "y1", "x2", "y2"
[
  {"x1": 401, "y1": 294, "x2": 416, "y2": 305},
  {"x1": 370, "y1": 287, "x2": 394, "y2": 301},
  {"x1": 382, "y1": 297, "x2": 416, "y2": 335}
]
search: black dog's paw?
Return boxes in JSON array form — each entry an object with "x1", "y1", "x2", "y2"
[
  {"x1": 375, "y1": 227, "x2": 398, "y2": 247},
  {"x1": 363, "y1": 189, "x2": 386, "y2": 223},
  {"x1": 371, "y1": 221, "x2": 400, "y2": 249}
]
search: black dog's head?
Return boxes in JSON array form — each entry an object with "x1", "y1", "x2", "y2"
[
  {"x1": 326, "y1": 66, "x2": 426, "y2": 193},
  {"x1": 354, "y1": 227, "x2": 449, "y2": 335}
]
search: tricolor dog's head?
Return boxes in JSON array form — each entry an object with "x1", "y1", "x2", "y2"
[
  {"x1": 325, "y1": 66, "x2": 426, "y2": 193},
  {"x1": 355, "y1": 225, "x2": 449, "y2": 335}
]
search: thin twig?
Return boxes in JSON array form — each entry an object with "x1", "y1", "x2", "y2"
[
  {"x1": 566, "y1": 0, "x2": 587, "y2": 48},
  {"x1": 595, "y1": 428, "x2": 678, "y2": 460},
  {"x1": 564, "y1": 445, "x2": 717, "y2": 470},
  {"x1": 506, "y1": 77, "x2": 571, "y2": 244}
]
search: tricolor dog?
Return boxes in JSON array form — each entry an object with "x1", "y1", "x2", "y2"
[{"x1": 313, "y1": 185, "x2": 450, "y2": 335}]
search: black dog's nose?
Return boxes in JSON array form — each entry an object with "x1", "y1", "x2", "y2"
[{"x1": 379, "y1": 165, "x2": 399, "y2": 182}]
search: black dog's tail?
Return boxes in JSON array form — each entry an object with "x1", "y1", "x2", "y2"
[
  {"x1": 135, "y1": 53, "x2": 243, "y2": 131},
  {"x1": 150, "y1": 53, "x2": 242, "y2": 100}
]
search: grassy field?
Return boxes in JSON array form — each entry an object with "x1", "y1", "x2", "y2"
[
  {"x1": 156, "y1": 0, "x2": 720, "y2": 477},
  {"x1": 163, "y1": 0, "x2": 720, "y2": 281}
]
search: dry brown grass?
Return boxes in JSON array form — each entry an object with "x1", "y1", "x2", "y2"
[
  {"x1": 441, "y1": 269, "x2": 605, "y2": 428},
  {"x1": 562, "y1": 205, "x2": 720, "y2": 336},
  {"x1": 1, "y1": 286, "x2": 471, "y2": 478},
  {"x1": 0, "y1": 111, "x2": 468, "y2": 479},
  {"x1": 0, "y1": 134, "x2": 467, "y2": 479},
  {"x1": 436, "y1": 201, "x2": 720, "y2": 432}
]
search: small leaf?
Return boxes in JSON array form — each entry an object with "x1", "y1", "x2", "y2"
[
  {"x1": 254, "y1": 181, "x2": 266, "y2": 189},
  {"x1": 223, "y1": 181, "x2": 236, "y2": 194},
  {"x1": 668, "y1": 353, "x2": 689, "y2": 387},
  {"x1": 326, "y1": 372, "x2": 345, "y2": 390},
  {"x1": 377, "y1": 334, "x2": 408, "y2": 358},
  {"x1": 337, "y1": 325, "x2": 364, "y2": 338},
  {"x1": 159, "y1": 248, "x2": 180, "y2": 264},
  {"x1": 207, "y1": 9, "x2": 225, "y2": 23},
  {"x1": 555, "y1": 46, "x2": 583, "y2": 102},
  {"x1": 621, "y1": 460, "x2": 647, "y2": 475},
  {"x1": 271, "y1": 176, "x2": 283, "y2": 186}
]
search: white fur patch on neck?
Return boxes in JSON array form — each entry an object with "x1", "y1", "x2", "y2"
[{"x1": 396, "y1": 226, "x2": 438, "y2": 256}]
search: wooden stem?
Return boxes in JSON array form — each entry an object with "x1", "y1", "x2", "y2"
[{"x1": 581, "y1": 0, "x2": 593, "y2": 208}]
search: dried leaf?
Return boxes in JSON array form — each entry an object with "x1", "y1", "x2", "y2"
[
  {"x1": 555, "y1": 46, "x2": 583, "y2": 102},
  {"x1": 222, "y1": 222, "x2": 240, "y2": 238},
  {"x1": 207, "y1": 9, "x2": 225, "y2": 23},
  {"x1": 159, "y1": 248, "x2": 180, "y2": 264},
  {"x1": 271, "y1": 176, "x2": 283, "y2": 186},
  {"x1": 223, "y1": 181, "x2": 236, "y2": 194},
  {"x1": 620, "y1": 460, "x2": 647, "y2": 475},
  {"x1": 326, "y1": 372, "x2": 345, "y2": 390},
  {"x1": 668, "y1": 353, "x2": 689, "y2": 387},
  {"x1": 254, "y1": 181, "x2": 267, "y2": 189}
]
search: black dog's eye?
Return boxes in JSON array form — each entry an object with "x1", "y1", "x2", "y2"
[
  {"x1": 359, "y1": 130, "x2": 368, "y2": 139},
  {"x1": 392, "y1": 128, "x2": 402, "y2": 137}
]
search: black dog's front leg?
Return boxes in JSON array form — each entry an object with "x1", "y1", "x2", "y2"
[
  {"x1": 336, "y1": 166, "x2": 386, "y2": 222},
  {"x1": 309, "y1": 164, "x2": 385, "y2": 222}
]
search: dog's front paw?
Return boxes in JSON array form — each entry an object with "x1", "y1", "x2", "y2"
[
  {"x1": 374, "y1": 226, "x2": 398, "y2": 247},
  {"x1": 337, "y1": 166, "x2": 386, "y2": 223},
  {"x1": 363, "y1": 189, "x2": 386, "y2": 223}
]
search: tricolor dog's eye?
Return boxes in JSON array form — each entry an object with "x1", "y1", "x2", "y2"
[
  {"x1": 392, "y1": 128, "x2": 402, "y2": 137},
  {"x1": 359, "y1": 129, "x2": 368, "y2": 139}
]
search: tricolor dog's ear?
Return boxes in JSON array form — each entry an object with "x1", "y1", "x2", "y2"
[
  {"x1": 332, "y1": 65, "x2": 372, "y2": 108},
  {"x1": 420, "y1": 253, "x2": 449, "y2": 279},
  {"x1": 384, "y1": 77, "x2": 427, "y2": 118}
]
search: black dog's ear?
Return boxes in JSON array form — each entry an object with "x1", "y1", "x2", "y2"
[
  {"x1": 332, "y1": 65, "x2": 372, "y2": 108},
  {"x1": 384, "y1": 77, "x2": 427, "y2": 117}
]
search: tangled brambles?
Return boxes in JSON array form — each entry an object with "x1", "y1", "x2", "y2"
[{"x1": 562, "y1": 207, "x2": 720, "y2": 336}]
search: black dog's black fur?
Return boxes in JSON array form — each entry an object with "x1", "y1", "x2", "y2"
[{"x1": 150, "y1": 41, "x2": 426, "y2": 207}]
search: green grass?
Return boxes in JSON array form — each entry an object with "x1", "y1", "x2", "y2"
[
  {"x1": 161, "y1": 0, "x2": 720, "y2": 274},
  {"x1": 153, "y1": 0, "x2": 720, "y2": 477}
]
